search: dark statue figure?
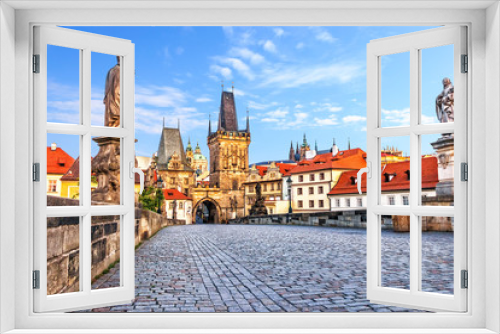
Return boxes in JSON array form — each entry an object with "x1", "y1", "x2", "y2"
[
  {"x1": 435, "y1": 77, "x2": 454, "y2": 124},
  {"x1": 249, "y1": 182, "x2": 268, "y2": 216},
  {"x1": 91, "y1": 58, "x2": 122, "y2": 204}
]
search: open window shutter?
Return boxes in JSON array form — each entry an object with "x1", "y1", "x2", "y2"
[
  {"x1": 33, "y1": 26, "x2": 135, "y2": 312},
  {"x1": 366, "y1": 26, "x2": 467, "y2": 312}
]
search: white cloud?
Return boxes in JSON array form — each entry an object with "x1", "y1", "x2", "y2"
[
  {"x1": 343, "y1": 115, "x2": 367, "y2": 123},
  {"x1": 210, "y1": 64, "x2": 232, "y2": 79},
  {"x1": 217, "y1": 57, "x2": 254, "y2": 80},
  {"x1": 313, "y1": 116, "x2": 339, "y2": 126},
  {"x1": 229, "y1": 47, "x2": 265, "y2": 65},
  {"x1": 311, "y1": 102, "x2": 343, "y2": 113},
  {"x1": 259, "y1": 61, "x2": 363, "y2": 89},
  {"x1": 261, "y1": 118, "x2": 280, "y2": 123},
  {"x1": 222, "y1": 26, "x2": 234, "y2": 37},
  {"x1": 295, "y1": 104, "x2": 304, "y2": 109},
  {"x1": 296, "y1": 42, "x2": 305, "y2": 49},
  {"x1": 196, "y1": 97, "x2": 213, "y2": 103},
  {"x1": 248, "y1": 100, "x2": 278, "y2": 110},
  {"x1": 316, "y1": 30, "x2": 336, "y2": 43},
  {"x1": 266, "y1": 107, "x2": 289, "y2": 118},
  {"x1": 135, "y1": 86, "x2": 188, "y2": 108},
  {"x1": 381, "y1": 108, "x2": 410, "y2": 125},
  {"x1": 163, "y1": 47, "x2": 170, "y2": 58},
  {"x1": 274, "y1": 28, "x2": 285, "y2": 37},
  {"x1": 261, "y1": 40, "x2": 277, "y2": 53}
]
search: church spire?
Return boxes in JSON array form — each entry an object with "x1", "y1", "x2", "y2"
[
  {"x1": 315, "y1": 140, "x2": 318, "y2": 152},
  {"x1": 218, "y1": 88, "x2": 238, "y2": 131},
  {"x1": 246, "y1": 108, "x2": 250, "y2": 132},
  {"x1": 302, "y1": 133, "x2": 308, "y2": 147},
  {"x1": 348, "y1": 137, "x2": 351, "y2": 150},
  {"x1": 163, "y1": 117, "x2": 165, "y2": 128},
  {"x1": 208, "y1": 114, "x2": 212, "y2": 136}
]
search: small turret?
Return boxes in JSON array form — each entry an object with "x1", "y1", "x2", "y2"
[
  {"x1": 208, "y1": 114, "x2": 212, "y2": 136},
  {"x1": 332, "y1": 138, "x2": 339, "y2": 156},
  {"x1": 246, "y1": 108, "x2": 250, "y2": 133},
  {"x1": 186, "y1": 138, "x2": 192, "y2": 152},
  {"x1": 289, "y1": 141, "x2": 295, "y2": 161}
]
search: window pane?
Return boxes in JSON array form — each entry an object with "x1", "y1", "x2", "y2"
[
  {"x1": 420, "y1": 216, "x2": 454, "y2": 295},
  {"x1": 381, "y1": 215, "x2": 410, "y2": 290},
  {"x1": 380, "y1": 136, "x2": 410, "y2": 206},
  {"x1": 91, "y1": 136, "x2": 121, "y2": 205},
  {"x1": 91, "y1": 52, "x2": 121, "y2": 127},
  {"x1": 420, "y1": 45, "x2": 454, "y2": 125},
  {"x1": 380, "y1": 52, "x2": 410, "y2": 128},
  {"x1": 47, "y1": 216, "x2": 80, "y2": 295},
  {"x1": 91, "y1": 215, "x2": 121, "y2": 290},
  {"x1": 47, "y1": 45, "x2": 80, "y2": 124},
  {"x1": 421, "y1": 133, "x2": 454, "y2": 206},
  {"x1": 47, "y1": 133, "x2": 80, "y2": 206}
]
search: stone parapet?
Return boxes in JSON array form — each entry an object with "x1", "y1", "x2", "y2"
[{"x1": 47, "y1": 196, "x2": 187, "y2": 295}]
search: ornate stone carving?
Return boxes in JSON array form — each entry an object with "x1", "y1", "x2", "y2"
[
  {"x1": 435, "y1": 77, "x2": 454, "y2": 124},
  {"x1": 249, "y1": 182, "x2": 268, "y2": 216},
  {"x1": 103, "y1": 57, "x2": 121, "y2": 127},
  {"x1": 91, "y1": 137, "x2": 121, "y2": 204}
]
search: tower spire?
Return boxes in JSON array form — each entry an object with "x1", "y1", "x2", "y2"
[
  {"x1": 163, "y1": 117, "x2": 165, "y2": 128},
  {"x1": 178, "y1": 118, "x2": 180, "y2": 130},
  {"x1": 315, "y1": 140, "x2": 318, "y2": 152},
  {"x1": 246, "y1": 108, "x2": 250, "y2": 132},
  {"x1": 348, "y1": 137, "x2": 351, "y2": 150},
  {"x1": 208, "y1": 114, "x2": 212, "y2": 135}
]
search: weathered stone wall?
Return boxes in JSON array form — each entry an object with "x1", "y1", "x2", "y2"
[
  {"x1": 229, "y1": 210, "x2": 392, "y2": 230},
  {"x1": 47, "y1": 196, "x2": 186, "y2": 295}
]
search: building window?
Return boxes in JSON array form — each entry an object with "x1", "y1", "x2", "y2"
[
  {"x1": 335, "y1": 199, "x2": 341, "y2": 207},
  {"x1": 388, "y1": 196, "x2": 395, "y2": 205},
  {"x1": 298, "y1": 200, "x2": 303, "y2": 208},
  {"x1": 309, "y1": 200, "x2": 314, "y2": 208},
  {"x1": 278, "y1": 183, "x2": 281, "y2": 190},
  {"x1": 263, "y1": 184, "x2": 267, "y2": 191},
  {"x1": 318, "y1": 186, "x2": 324, "y2": 194},
  {"x1": 179, "y1": 202, "x2": 184, "y2": 209},
  {"x1": 320, "y1": 173, "x2": 325, "y2": 180},
  {"x1": 346, "y1": 198, "x2": 351, "y2": 207},
  {"x1": 232, "y1": 179, "x2": 238, "y2": 190},
  {"x1": 270, "y1": 183, "x2": 274, "y2": 191},
  {"x1": 48, "y1": 180, "x2": 57, "y2": 193},
  {"x1": 310, "y1": 174, "x2": 315, "y2": 181},
  {"x1": 298, "y1": 188, "x2": 303, "y2": 195},
  {"x1": 403, "y1": 195, "x2": 409, "y2": 205},
  {"x1": 319, "y1": 200, "x2": 324, "y2": 207},
  {"x1": 357, "y1": 198, "x2": 363, "y2": 207},
  {"x1": 309, "y1": 187, "x2": 314, "y2": 194},
  {"x1": 299, "y1": 175, "x2": 303, "y2": 182}
]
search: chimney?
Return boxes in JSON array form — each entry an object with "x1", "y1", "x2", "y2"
[{"x1": 51, "y1": 143, "x2": 57, "y2": 151}]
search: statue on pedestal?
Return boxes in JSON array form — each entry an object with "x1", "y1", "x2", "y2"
[
  {"x1": 435, "y1": 77, "x2": 454, "y2": 124},
  {"x1": 431, "y1": 77, "x2": 455, "y2": 197},
  {"x1": 249, "y1": 183, "x2": 268, "y2": 216},
  {"x1": 91, "y1": 58, "x2": 121, "y2": 204}
]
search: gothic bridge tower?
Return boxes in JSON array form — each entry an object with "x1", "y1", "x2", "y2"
[{"x1": 207, "y1": 88, "x2": 251, "y2": 221}]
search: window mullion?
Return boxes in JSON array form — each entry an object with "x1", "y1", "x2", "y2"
[{"x1": 409, "y1": 47, "x2": 420, "y2": 294}]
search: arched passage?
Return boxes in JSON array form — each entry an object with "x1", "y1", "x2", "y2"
[{"x1": 193, "y1": 198, "x2": 221, "y2": 224}]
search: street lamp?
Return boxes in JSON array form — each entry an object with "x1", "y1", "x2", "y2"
[
  {"x1": 287, "y1": 176, "x2": 293, "y2": 214},
  {"x1": 156, "y1": 175, "x2": 163, "y2": 214}
]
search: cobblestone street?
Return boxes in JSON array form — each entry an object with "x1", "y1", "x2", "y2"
[{"x1": 86, "y1": 224, "x2": 454, "y2": 313}]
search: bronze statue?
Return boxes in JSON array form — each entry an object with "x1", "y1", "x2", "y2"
[
  {"x1": 103, "y1": 56, "x2": 121, "y2": 127},
  {"x1": 435, "y1": 77, "x2": 454, "y2": 123}
]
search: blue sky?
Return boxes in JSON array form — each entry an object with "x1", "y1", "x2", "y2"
[{"x1": 46, "y1": 26, "x2": 454, "y2": 163}]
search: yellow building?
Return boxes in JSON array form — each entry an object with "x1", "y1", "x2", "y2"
[
  {"x1": 60, "y1": 157, "x2": 98, "y2": 199},
  {"x1": 244, "y1": 162, "x2": 296, "y2": 215},
  {"x1": 186, "y1": 140, "x2": 208, "y2": 181},
  {"x1": 47, "y1": 144, "x2": 75, "y2": 198}
]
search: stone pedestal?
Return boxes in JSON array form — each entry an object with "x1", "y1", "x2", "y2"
[
  {"x1": 431, "y1": 135, "x2": 454, "y2": 197},
  {"x1": 91, "y1": 137, "x2": 121, "y2": 204}
]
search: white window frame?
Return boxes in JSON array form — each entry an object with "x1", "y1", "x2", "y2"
[
  {"x1": 1, "y1": 2, "x2": 498, "y2": 333},
  {"x1": 32, "y1": 25, "x2": 136, "y2": 313},
  {"x1": 366, "y1": 26, "x2": 467, "y2": 312}
]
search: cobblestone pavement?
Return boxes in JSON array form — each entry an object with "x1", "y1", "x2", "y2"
[{"x1": 85, "y1": 224, "x2": 453, "y2": 313}]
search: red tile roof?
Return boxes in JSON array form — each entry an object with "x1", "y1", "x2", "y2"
[
  {"x1": 60, "y1": 157, "x2": 80, "y2": 181},
  {"x1": 162, "y1": 188, "x2": 191, "y2": 200},
  {"x1": 328, "y1": 156, "x2": 438, "y2": 195},
  {"x1": 253, "y1": 163, "x2": 297, "y2": 177},
  {"x1": 290, "y1": 150, "x2": 367, "y2": 174},
  {"x1": 47, "y1": 147, "x2": 75, "y2": 175}
]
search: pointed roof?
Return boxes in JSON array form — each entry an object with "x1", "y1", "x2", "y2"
[
  {"x1": 60, "y1": 157, "x2": 80, "y2": 181},
  {"x1": 156, "y1": 126, "x2": 189, "y2": 170},
  {"x1": 47, "y1": 146, "x2": 75, "y2": 175},
  {"x1": 186, "y1": 138, "x2": 192, "y2": 152},
  {"x1": 218, "y1": 91, "x2": 238, "y2": 131}
]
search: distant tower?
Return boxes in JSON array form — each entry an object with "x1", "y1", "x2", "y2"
[
  {"x1": 300, "y1": 133, "x2": 310, "y2": 160},
  {"x1": 332, "y1": 138, "x2": 339, "y2": 156},
  {"x1": 315, "y1": 140, "x2": 318, "y2": 152},
  {"x1": 246, "y1": 108, "x2": 250, "y2": 132},
  {"x1": 186, "y1": 138, "x2": 193, "y2": 165},
  {"x1": 348, "y1": 137, "x2": 351, "y2": 150},
  {"x1": 289, "y1": 141, "x2": 296, "y2": 161},
  {"x1": 207, "y1": 87, "x2": 251, "y2": 220}
]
